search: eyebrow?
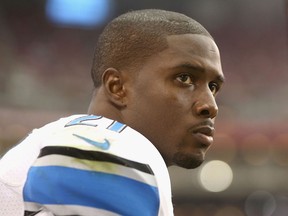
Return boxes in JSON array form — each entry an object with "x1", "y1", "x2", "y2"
[{"x1": 173, "y1": 62, "x2": 225, "y2": 84}]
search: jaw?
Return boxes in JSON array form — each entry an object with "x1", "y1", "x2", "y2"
[{"x1": 170, "y1": 144, "x2": 208, "y2": 169}]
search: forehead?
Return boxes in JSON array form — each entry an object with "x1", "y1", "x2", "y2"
[
  {"x1": 166, "y1": 34, "x2": 220, "y2": 55},
  {"x1": 164, "y1": 34, "x2": 223, "y2": 73},
  {"x1": 134, "y1": 33, "x2": 224, "y2": 83}
]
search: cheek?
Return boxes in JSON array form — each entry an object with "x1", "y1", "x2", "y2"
[
  {"x1": 164, "y1": 92, "x2": 193, "y2": 117},
  {"x1": 147, "y1": 93, "x2": 184, "y2": 121},
  {"x1": 131, "y1": 84, "x2": 192, "y2": 132},
  {"x1": 150, "y1": 88, "x2": 193, "y2": 127},
  {"x1": 147, "y1": 96, "x2": 189, "y2": 139}
]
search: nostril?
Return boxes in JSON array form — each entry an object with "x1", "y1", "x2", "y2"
[
  {"x1": 200, "y1": 109, "x2": 210, "y2": 116},
  {"x1": 193, "y1": 101, "x2": 218, "y2": 118}
]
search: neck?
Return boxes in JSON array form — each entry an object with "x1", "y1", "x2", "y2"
[{"x1": 87, "y1": 89, "x2": 125, "y2": 123}]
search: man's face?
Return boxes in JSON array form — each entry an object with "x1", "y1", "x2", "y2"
[{"x1": 124, "y1": 34, "x2": 224, "y2": 169}]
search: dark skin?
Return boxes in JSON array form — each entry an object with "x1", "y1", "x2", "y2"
[{"x1": 88, "y1": 34, "x2": 224, "y2": 169}]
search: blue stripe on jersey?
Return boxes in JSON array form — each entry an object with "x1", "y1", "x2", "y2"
[
  {"x1": 65, "y1": 115, "x2": 102, "y2": 127},
  {"x1": 24, "y1": 166, "x2": 160, "y2": 215},
  {"x1": 107, "y1": 121, "x2": 126, "y2": 133}
]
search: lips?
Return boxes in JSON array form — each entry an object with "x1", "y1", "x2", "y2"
[{"x1": 192, "y1": 125, "x2": 215, "y2": 147}]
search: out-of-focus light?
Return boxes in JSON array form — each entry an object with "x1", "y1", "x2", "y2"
[
  {"x1": 244, "y1": 191, "x2": 276, "y2": 216},
  {"x1": 199, "y1": 160, "x2": 233, "y2": 192},
  {"x1": 46, "y1": 0, "x2": 112, "y2": 28}
]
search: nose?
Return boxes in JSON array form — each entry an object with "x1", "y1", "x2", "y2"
[{"x1": 193, "y1": 92, "x2": 218, "y2": 119}]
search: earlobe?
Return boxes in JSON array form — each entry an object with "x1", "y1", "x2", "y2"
[{"x1": 102, "y1": 68, "x2": 127, "y2": 107}]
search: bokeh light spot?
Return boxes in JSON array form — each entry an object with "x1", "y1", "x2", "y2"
[{"x1": 199, "y1": 160, "x2": 233, "y2": 192}]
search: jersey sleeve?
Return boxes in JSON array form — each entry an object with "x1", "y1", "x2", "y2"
[{"x1": 23, "y1": 145, "x2": 160, "y2": 216}]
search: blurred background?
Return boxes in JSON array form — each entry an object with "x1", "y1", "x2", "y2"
[{"x1": 0, "y1": 0, "x2": 287, "y2": 215}]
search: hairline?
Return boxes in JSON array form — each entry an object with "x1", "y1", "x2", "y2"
[{"x1": 91, "y1": 9, "x2": 214, "y2": 88}]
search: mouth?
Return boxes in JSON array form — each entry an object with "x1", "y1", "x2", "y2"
[{"x1": 191, "y1": 125, "x2": 215, "y2": 147}]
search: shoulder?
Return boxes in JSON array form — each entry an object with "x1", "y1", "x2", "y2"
[
  {"x1": 0, "y1": 115, "x2": 84, "y2": 186},
  {"x1": 24, "y1": 115, "x2": 164, "y2": 215}
]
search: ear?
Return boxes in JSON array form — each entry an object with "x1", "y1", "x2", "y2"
[{"x1": 102, "y1": 68, "x2": 127, "y2": 108}]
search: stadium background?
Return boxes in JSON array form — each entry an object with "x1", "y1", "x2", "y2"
[{"x1": 0, "y1": 0, "x2": 287, "y2": 215}]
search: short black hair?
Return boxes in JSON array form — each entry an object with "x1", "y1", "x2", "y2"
[{"x1": 91, "y1": 9, "x2": 213, "y2": 88}]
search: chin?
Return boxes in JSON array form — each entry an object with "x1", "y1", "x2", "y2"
[{"x1": 172, "y1": 152, "x2": 205, "y2": 169}]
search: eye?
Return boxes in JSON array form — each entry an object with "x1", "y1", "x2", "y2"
[
  {"x1": 209, "y1": 82, "x2": 219, "y2": 95},
  {"x1": 176, "y1": 74, "x2": 193, "y2": 85}
]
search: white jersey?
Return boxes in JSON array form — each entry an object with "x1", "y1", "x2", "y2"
[{"x1": 0, "y1": 115, "x2": 174, "y2": 216}]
